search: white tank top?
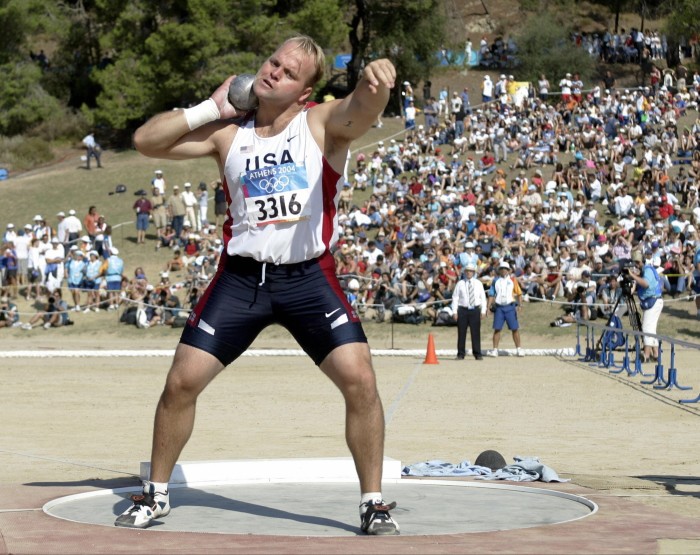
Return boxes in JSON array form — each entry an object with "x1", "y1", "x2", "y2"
[{"x1": 222, "y1": 110, "x2": 343, "y2": 264}]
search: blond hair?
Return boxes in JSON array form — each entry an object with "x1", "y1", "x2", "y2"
[{"x1": 283, "y1": 35, "x2": 325, "y2": 87}]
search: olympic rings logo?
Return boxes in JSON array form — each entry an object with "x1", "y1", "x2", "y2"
[{"x1": 257, "y1": 175, "x2": 290, "y2": 194}]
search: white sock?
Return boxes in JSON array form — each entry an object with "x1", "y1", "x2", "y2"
[
  {"x1": 360, "y1": 492, "x2": 382, "y2": 514},
  {"x1": 144, "y1": 480, "x2": 169, "y2": 495}
]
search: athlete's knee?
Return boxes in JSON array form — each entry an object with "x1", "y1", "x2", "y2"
[{"x1": 162, "y1": 365, "x2": 209, "y2": 403}]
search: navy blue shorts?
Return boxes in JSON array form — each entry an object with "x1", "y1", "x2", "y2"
[
  {"x1": 493, "y1": 303, "x2": 519, "y2": 331},
  {"x1": 180, "y1": 253, "x2": 367, "y2": 366}
]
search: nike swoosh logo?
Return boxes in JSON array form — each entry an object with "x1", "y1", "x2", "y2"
[
  {"x1": 287, "y1": 135, "x2": 298, "y2": 142},
  {"x1": 325, "y1": 308, "x2": 341, "y2": 318}
]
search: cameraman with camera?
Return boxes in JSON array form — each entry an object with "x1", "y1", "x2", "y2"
[{"x1": 626, "y1": 250, "x2": 664, "y2": 362}]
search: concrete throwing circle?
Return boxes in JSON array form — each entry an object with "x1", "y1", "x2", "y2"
[{"x1": 44, "y1": 480, "x2": 596, "y2": 536}]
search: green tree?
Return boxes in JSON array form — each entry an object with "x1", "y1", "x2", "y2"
[
  {"x1": 286, "y1": 0, "x2": 346, "y2": 51},
  {"x1": 515, "y1": 13, "x2": 594, "y2": 86},
  {"x1": 0, "y1": 62, "x2": 62, "y2": 135},
  {"x1": 347, "y1": 0, "x2": 445, "y2": 114},
  {"x1": 666, "y1": 0, "x2": 700, "y2": 42}
]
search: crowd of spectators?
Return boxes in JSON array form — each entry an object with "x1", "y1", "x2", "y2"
[
  {"x1": 0, "y1": 175, "x2": 224, "y2": 330},
  {"x1": 4, "y1": 59, "x2": 700, "y2": 333},
  {"x1": 337, "y1": 64, "x2": 700, "y2": 327}
]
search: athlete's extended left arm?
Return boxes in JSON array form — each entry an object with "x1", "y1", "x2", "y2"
[{"x1": 325, "y1": 59, "x2": 396, "y2": 142}]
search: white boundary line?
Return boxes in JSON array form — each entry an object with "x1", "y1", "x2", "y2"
[{"x1": 0, "y1": 348, "x2": 575, "y2": 358}]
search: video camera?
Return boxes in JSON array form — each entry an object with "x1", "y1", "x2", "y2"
[{"x1": 616, "y1": 264, "x2": 635, "y2": 294}]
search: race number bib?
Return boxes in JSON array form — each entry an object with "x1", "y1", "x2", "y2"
[{"x1": 241, "y1": 163, "x2": 311, "y2": 226}]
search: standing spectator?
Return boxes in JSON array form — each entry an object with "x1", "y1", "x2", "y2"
[
  {"x1": 84, "y1": 250, "x2": 102, "y2": 312},
  {"x1": 451, "y1": 263, "x2": 486, "y2": 360},
  {"x1": 43, "y1": 237, "x2": 65, "y2": 292},
  {"x1": 150, "y1": 186, "x2": 168, "y2": 243},
  {"x1": 55, "y1": 212, "x2": 68, "y2": 246},
  {"x1": 82, "y1": 131, "x2": 103, "y2": 169},
  {"x1": 212, "y1": 180, "x2": 227, "y2": 229},
  {"x1": 559, "y1": 73, "x2": 573, "y2": 103},
  {"x1": 167, "y1": 185, "x2": 187, "y2": 240},
  {"x1": 152, "y1": 170, "x2": 167, "y2": 194},
  {"x1": 486, "y1": 261, "x2": 524, "y2": 357},
  {"x1": 438, "y1": 86, "x2": 448, "y2": 116},
  {"x1": 32, "y1": 215, "x2": 51, "y2": 242},
  {"x1": 460, "y1": 87, "x2": 471, "y2": 115},
  {"x1": 538, "y1": 73, "x2": 550, "y2": 101},
  {"x1": 13, "y1": 229, "x2": 30, "y2": 293},
  {"x1": 197, "y1": 182, "x2": 209, "y2": 229},
  {"x1": 65, "y1": 247, "x2": 87, "y2": 311},
  {"x1": 134, "y1": 190, "x2": 152, "y2": 244},
  {"x1": 63, "y1": 209, "x2": 83, "y2": 246},
  {"x1": 571, "y1": 73, "x2": 583, "y2": 103},
  {"x1": 423, "y1": 96, "x2": 439, "y2": 129},
  {"x1": 102, "y1": 246, "x2": 124, "y2": 310},
  {"x1": 84, "y1": 206, "x2": 101, "y2": 240},
  {"x1": 181, "y1": 182, "x2": 199, "y2": 231},
  {"x1": 404, "y1": 100, "x2": 416, "y2": 130},
  {"x1": 482, "y1": 75, "x2": 493, "y2": 104},
  {"x1": 3, "y1": 247, "x2": 18, "y2": 299}
]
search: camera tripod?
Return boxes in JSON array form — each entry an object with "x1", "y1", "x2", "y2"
[{"x1": 596, "y1": 283, "x2": 642, "y2": 353}]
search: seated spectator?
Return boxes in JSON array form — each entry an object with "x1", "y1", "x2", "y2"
[
  {"x1": 157, "y1": 224, "x2": 178, "y2": 250},
  {"x1": 164, "y1": 249, "x2": 184, "y2": 273},
  {"x1": 21, "y1": 289, "x2": 70, "y2": 330},
  {"x1": 0, "y1": 296, "x2": 19, "y2": 328}
]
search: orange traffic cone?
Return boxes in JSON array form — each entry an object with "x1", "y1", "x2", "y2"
[{"x1": 423, "y1": 333, "x2": 439, "y2": 364}]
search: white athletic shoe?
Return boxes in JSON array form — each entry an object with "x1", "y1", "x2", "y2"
[
  {"x1": 43, "y1": 322, "x2": 51, "y2": 330},
  {"x1": 115, "y1": 484, "x2": 170, "y2": 529},
  {"x1": 487, "y1": 349, "x2": 499, "y2": 357},
  {"x1": 517, "y1": 348, "x2": 525, "y2": 357},
  {"x1": 21, "y1": 323, "x2": 32, "y2": 331},
  {"x1": 83, "y1": 307, "x2": 91, "y2": 314},
  {"x1": 360, "y1": 499, "x2": 399, "y2": 535}
]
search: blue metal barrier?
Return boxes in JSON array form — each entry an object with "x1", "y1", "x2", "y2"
[{"x1": 576, "y1": 321, "x2": 699, "y2": 403}]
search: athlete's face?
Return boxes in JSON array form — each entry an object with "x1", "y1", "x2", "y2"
[{"x1": 255, "y1": 41, "x2": 314, "y2": 106}]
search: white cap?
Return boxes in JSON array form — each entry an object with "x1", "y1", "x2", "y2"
[
  {"x1": 68, "y1": 209, "x2": 76, "y2": 216},
  {"x1": 56, "y1": 211, "x2": 65, "y2": 217},
  {"x1": 184, "y1": 182, "x2": 191, "y2": 187},
  {"x1": 465, "y1": 241, "x2": 475, "y2": 248},
  {"x1": 24, "y1": 224, "x2": 32, "y2": 229},
  {"x1": 110, "y1": 247, "x2": 119, "y2": 255},
  {"x1": 465, "y1": 263, "x2": 476, "y2": 271},
  {"x1": 161, "y1": 271, "x2": 169, "y2": 278},
  {"x1": 6, "y1": 223, "x2": 13, "y2": 228},
  {"x1": 51, "y1": 236, "x2": 59, "y2": 243},
  {"x1": 34, "y1": 215, "x2": 43, "y2": 221},
  {"x1": 155, "y1": 169, "x2": 163, "y2": 174},
  {"x1": 69, "y1": 245, "x2": 78, "y2": 251},
  {"x1": 81, "y1": 235, "x2": 90, "y2": 242},
  {"x1": 498, "y1": 261, "x2": 510, "y2": 270}
]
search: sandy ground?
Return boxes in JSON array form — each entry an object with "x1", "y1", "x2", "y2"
[{"x1": 1, "y1": 341, "x2": 700, "y2": 552}]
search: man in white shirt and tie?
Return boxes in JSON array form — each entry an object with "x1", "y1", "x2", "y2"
[{"x1": 451, "y1": 263, "x2": 486, "y2": 360}]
